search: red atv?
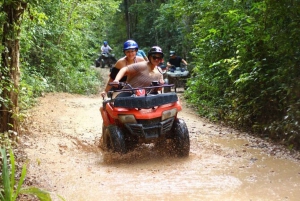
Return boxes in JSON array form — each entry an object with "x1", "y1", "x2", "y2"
[{"x1": 99, "y1": 82, "x2": 190, "y2": 157}]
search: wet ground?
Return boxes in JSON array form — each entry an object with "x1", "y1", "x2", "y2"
[{"x1": 20, "y1": 68, "x2": 300, "y2": 201}]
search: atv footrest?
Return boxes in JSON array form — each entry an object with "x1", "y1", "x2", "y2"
[{"x1": 113, "y1": 93, "x2": 178, "y2": 108}]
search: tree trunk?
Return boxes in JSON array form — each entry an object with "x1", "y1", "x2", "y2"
[
  {"x1": 124, "y1": 0, "x2": 130, "y2": 39},
  {"x1": 0, "y1": 1, "x2": 27, "y2": 133}
]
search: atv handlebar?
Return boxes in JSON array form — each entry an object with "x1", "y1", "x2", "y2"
[{"x1": 108, "y1": 82, "x2": 174, "y2": 92}]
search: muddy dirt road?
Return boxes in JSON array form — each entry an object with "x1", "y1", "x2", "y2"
[{"x1": 20, "y1": 68, "x2": 300, "y2": 201}]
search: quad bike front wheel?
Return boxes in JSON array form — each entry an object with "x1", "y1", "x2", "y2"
[
  {"x1": 172, "y1": 118, "x2": 190, "y2": 157},
  {"x1": 101, "y1": 123, "x2": 109, "y2": 150},
  {"x1": 101, "y1": 59, "x2": 105, "y2": 68},
  {"x1": 102, "y1": 125, "x2": 126, "y2": 154},
  {"x1": 95, "y1": 59, "x2": 101, "y2": 68}
]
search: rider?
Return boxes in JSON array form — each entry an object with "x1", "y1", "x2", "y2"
[
  {"x1": 100, "y1": 40, "x2": 145, "y2": 97},
  {"x1": 136, "y1": 49, "x2": 149, "y2": 61},
  {"x1": 166, "y1": 51, "x2": 188, "y2": 71},
  {"x1": 112, "y1": 46, "x2": 164, "y2": 89},
  {"x1": 101, "y1": 41, "x2": 112, "y2": 54}
]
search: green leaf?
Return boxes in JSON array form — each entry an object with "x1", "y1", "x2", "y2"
[
  {"x1": 13, "y1": 162, "x2": 27, "y2": 200},
  {"x1": 1, "y1": 149, "x2": 53, "y2": 201},
  {"x1": 0, "y1": 148, "x2": 11, "y2": 201},
  {"x1": 0, "y1": 193, "x2": 5, "y2": 201},
  {"x1": 9, "y1": 149, "x2": 16, "y2": 199},
  {"x1": 20, "y1": 187, "x2": 52, "y2": 201}
]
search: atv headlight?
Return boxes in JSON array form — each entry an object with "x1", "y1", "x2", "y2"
[
  {"x1": 162, "y1": 109, "x2": 177, "y2": 121},
  {"x1": 119, "y1": 115, "x2": 137, "y2": 124}
]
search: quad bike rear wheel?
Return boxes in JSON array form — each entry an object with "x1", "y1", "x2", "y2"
[
  {"x1": 172, "y1": 118, "x2": 190, "y2": 157},
  {"x1": 103, "y1": 125, "x2": 126, "y2": 154}
]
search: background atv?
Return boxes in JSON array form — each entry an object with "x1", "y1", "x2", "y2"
[
  {"x1": 166, "y1": 65, "x2": 189, "y2": 93},
  {"x1": 99, "y1": 82, "x2": 190, "y2": 157},
  {"x1": 95, "y1": 52, "x2": 117, "y2": 68}
]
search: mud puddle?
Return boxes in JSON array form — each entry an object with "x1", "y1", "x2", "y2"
[{"x1": 20, "y1": 68, "x2": 300, "y2": 201}]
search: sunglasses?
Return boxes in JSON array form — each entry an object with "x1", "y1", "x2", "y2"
[{"x1": 152, "y1": 56, "x2": 163, "y2": 60}]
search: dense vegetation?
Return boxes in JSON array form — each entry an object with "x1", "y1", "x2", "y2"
[
  {"x1": 184, "y1": 0, "x2": 300, "y2": 149},
  {"x1": 1, "y1": 0, "x2": 300, "y2": 150}
]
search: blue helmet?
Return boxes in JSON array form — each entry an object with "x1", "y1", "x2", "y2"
[
  {"x1": 103, "y1": 41, "x2": 108, "y2": 45},
  {"x1": 123, "y1": 40, "x2": 139, "y2": 51}
]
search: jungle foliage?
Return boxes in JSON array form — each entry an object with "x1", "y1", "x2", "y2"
[
  {"x1": 19, "y1": 0, "x2": 121, "y2": 97},
  {"x1": 183, "y1": 0, "x2": 300, "y2": 149},
  {"x1": 0, "y1": 148, "x2": 57, "y2": 201},
  {"x1": 0, "y1": 0, "x2": 300, "y2": 149},
  {"x1": 0, "y1": 0, "x2": 120, "y2": 133}
]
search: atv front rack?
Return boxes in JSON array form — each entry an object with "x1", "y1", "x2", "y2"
[
  {"x1": 113, "y1": 93, "x2": 178, "y2": 109},
  {"x1": 104, "y1": 83, "x2": 177, "y2": 109}
]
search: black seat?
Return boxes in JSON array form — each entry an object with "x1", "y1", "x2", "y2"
[{"x1": 113, "y1": 93, "x2": 178, "y2": 109}]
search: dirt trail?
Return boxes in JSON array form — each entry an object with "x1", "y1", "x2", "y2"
[{"x1": 20, "y1": 67, "x2": 300, "y2": 201}]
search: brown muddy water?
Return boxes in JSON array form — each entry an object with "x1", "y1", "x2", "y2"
[{"x1": 21, "y1": 69, "x2": 300, "y2": 201}]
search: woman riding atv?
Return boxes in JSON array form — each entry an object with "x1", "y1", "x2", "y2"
[
  {"x1": 101, "y1": 40, "x2": 145, "y2": 98},
  {"x1": 112, "y1": 46, "x2": 165, "y2": 89}
]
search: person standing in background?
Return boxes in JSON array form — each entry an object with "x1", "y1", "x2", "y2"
[{"x1": 136, "y1": 49, "x2": 148, "y2": 61}]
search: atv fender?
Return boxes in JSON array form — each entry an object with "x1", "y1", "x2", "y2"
[{"x1": 100, "y1": 106, "x2": 110, "y2": 126}]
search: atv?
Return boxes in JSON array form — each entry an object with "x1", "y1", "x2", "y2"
[
  {"x1": 99, "y1": 82, "x2": 190, "y2": 157},
  {"x1": 95, "y1": 52, "x2": 117, "y2": 68},
  {"x1": 166, "y1": 65, "x2": 189, "y2": 93}
]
